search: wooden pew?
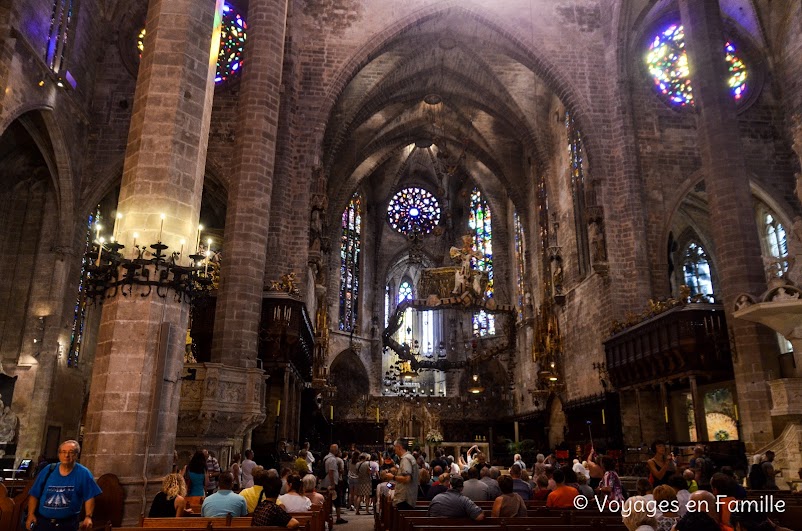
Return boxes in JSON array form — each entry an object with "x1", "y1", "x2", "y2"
[
  {"x1": 9, "y1": 476, "x2": 32, "y2": 531},
  {"x1": 93, "y1": 474, "x2": 125, "y2": 529},
  {"x1": 108, "y1": 527, "x2": 305, "y2": 531},
  {"x1": 139, "y1": 510, "x2": 320, "y2": 531},
  {"x1": 0, "y1": 484, "x2": 16, "y2": 531},
  {"x1": 402, "y1": 516, "x2": 567, "y2": 531},
  {"x1": 320, "y1": 490, "x2": 333, "y2": 531},
  {"x1": 409, "y1": 526, "x2": 502, "y2": 531}
]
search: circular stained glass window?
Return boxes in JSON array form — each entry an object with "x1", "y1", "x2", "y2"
[
  {"x1": 646, "y1": 23, "x2": 747, "y2": 107},
  {"x1": 136, "y1": 2, "x2": 247, "y2": 85},
  {"x1": 387, "y1": 187, "x2": 441, "y2": 235}
]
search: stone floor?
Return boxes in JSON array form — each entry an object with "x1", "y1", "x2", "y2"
[{"x1": 329, "y1": 506, "x2": 376, "y2": 530}]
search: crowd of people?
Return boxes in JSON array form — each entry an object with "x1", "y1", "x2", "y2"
[
  {"x1": 138, "y1": 440, "x2": 802, "y2": 531},
  {"x1": 22, "y1": 438, "x2": 799, "y2": 531}
]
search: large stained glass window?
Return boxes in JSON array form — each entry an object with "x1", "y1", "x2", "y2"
[
  {"x1": 646, "y1": 23, "x2": 748, "y2": 107},
  {"x1": 137, "y1": 1, "x2": 247, "y2": 85},
  {"x1": 387, "y1": 187, "x2": 441, "y2": 235},
  {"x1": 513, "y1": 211, "x2": 526, "y2": 321},
  {"x1": 682, "y1": 242, "x2": 714, "y2": 298},
  {"x1": 45, "y1": 0, "x2": 75, "y2": 73},
  {"x1": 69, "y1": 209, "x2": 98, "y2": 367},
  {"x1": 469, "y1": 187, "x2": 495, "y2": 335},
  {"x1": 215, "y1": 2, "x2": 247, "y2": 84},
  {"x1": 567, "y1": 112, "x2": 590, "y2": 276},
  {"x1": 339, "y1": 193, "x2": 362, "y2": 332}
]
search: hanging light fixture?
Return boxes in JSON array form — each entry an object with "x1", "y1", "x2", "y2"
[{"x1": 468, "y1": 373, "x2": 485, "y2": 394}]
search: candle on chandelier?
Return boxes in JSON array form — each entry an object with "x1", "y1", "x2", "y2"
[
  {"x1": 602, "y1": 408, "x2": 606, "y2": 425},
  {"x1": 204, "y1": 249, "x2": 210, "y2": 276},
  {"x1": 179, "y1": 239, "x2": 185, "y2": 264},
  {"x1": 196, "y1": 224, "x2": 203, "y2": 254},
  {"x1": 96, "y1": 237, "x2": 105, "y2": 266},
  {"x1": 95, "y1": 222, "x2": 102, "y2": 242},
  {"x1": 158, "y1": 213, "x2": 165, "y2": 242},
  {"x1": 277, "y1": 399, "x2": 281, "y2": 417},
  {"x1": 113, "y1": 213, "x2": 122, "y2": 241},
  {"x1": 330, "y1": 405, "x2": 334, "y2": 421},
  {"x1": 376, "y1": 406, "x2": 380, "y2": 423}
]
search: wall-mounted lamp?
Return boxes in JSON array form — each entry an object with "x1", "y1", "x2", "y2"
[{"x1": 32, "y1": 316, "x2": 46, "y2": 357}]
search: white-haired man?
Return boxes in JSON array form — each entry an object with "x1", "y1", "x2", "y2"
[{"x1": 26, "y1": 440, "x2": 101, "y2": 531}]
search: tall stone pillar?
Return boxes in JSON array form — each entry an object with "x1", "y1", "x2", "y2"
[
  {"x1": 81, "y1": 0, "x2": 222, "y2": 519},
  {"x1": 211, "y1": 0, "x2": 289, "y2": 368},
  {"x1": 689, "y1": 376, "x2": 708, "y2": 442},
  {"x1": 678, "y1": 0, "x2": 780, "y2": 450}
]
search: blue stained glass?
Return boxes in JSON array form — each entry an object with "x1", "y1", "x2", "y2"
[
  {"x1": 646, "y1": 23, "x2": 747, "y2": 107},
  {"x1": 469, "y1": 187, "x2": 495, "y2": 335},
  {"x1": 137, "y1": 1, "x2": 247, "y2": 85},
  {"x1": 387, "y1": 187, "x2": 441, "y2": 235},
  {"x1": 68, "y1": 209, "x2": 98, "y2": 367}
]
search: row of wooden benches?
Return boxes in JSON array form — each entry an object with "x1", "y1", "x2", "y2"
[
  {"x1": 376, "y1": 493, "x2": 802, "y2": 531},
  {"x1": 0, "y1": 477, "x2": 333, "y2": 531}
]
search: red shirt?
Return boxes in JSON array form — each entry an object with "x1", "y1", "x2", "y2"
[{"x1": 546, "y1": 485, "x2": 578, "y2": 508}]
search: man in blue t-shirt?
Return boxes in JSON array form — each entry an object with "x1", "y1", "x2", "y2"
[
  {"x1": 26, "y1": 440, "x2": 102, "y2": 531},
  {"x1": 201, "y1": 472, "x2": 247, "y2": 517}
]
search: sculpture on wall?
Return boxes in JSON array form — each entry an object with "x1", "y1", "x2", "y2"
[
  {"x1": 788, "y1": 217, "x2": 802, "y2": 285},
  {"x1": 449, "y1": 235, "x2": 484, "y2": 298},
  {"x1": 0, "y1": 399, "x2": 19, "y2": 445},
  {"x1": 309, "y1": 194, "x2": 328, "y2": 255}
]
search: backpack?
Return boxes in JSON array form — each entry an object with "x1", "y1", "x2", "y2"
[
  {"x1": 748, "y1": 462, "x2": 766, "y2": 489},
  {"x1": 315, "y1": 456, "x2": 331, "y2": 480}
]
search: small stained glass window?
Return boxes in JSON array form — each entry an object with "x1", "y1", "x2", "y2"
[
  {"x1": 45, "y1": 0, "x2": 75, "y2": 73},
  {"x1": 137, "y1": 1, "x2": 247, "y2": 85},
  {"x1": 398, "y1": 280, "x2": 413, "y2": 303},
  {"x1": 69, "y1": 208, "x2": 98, "y2": 367},
  {"x1": 682, "y1": 242, "x2": 714, "y2": 298},
  {"x1": 513, "y1": 211, "x2": 526, "y2": 321},
  {"x1": 339, "y1": 193, "x2": 362, "y2": 332},
  {"x1": 756, "y1": 206, "x2": 789, "y2": 279},
  {"x1": 387, "y1": 187, "x2": 441, "y2": 235},
  {"x1": 646, "y1": 23, "x2": 747, "y2": 107}
]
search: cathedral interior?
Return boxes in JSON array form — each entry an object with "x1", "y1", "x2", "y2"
[{"x1": 1, "y1": 0, "x2": 802, "y2": 517}]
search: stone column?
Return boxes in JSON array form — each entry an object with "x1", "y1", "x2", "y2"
[
  {"x1": 294, "y1": 376, "x2": 303, "y2": 445},
  {"x1": 678, "y1": 0, "x2": 780, "y2": 450},
  {"x1": 81, "y1": 0, "x2": 221, "y2": 519},
  {"x1": 689, "y1": 376, "x2": 708, "y2": 442},
  {"x1": 211, "y1": 0, "x2": 289, "y2": 368},
  {"x1": 0, "y1": 1, "x2": 14, "y2": 118},
  {"x1": 281, "y1": 368, "x2": 291, "y2": 440},
  {"x1": 660, "y1": 382, "x2": 670, "y2": 441}
]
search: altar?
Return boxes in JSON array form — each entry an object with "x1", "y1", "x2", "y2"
[{"x1": 430, "y1": 441, "x2": 491, "y2": 464}]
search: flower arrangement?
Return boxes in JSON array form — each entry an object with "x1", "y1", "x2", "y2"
[{"x1": 425, "y1": 429, "x2": 443, "y2": 444}]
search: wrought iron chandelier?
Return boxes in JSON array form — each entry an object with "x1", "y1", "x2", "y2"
[{"x1": 82, "y1": 222, "x2": 216, "y2": 304}]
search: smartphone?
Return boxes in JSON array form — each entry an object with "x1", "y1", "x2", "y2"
[{"x1": 386, "y1": 482, "x2": 394, "y2": 489}]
